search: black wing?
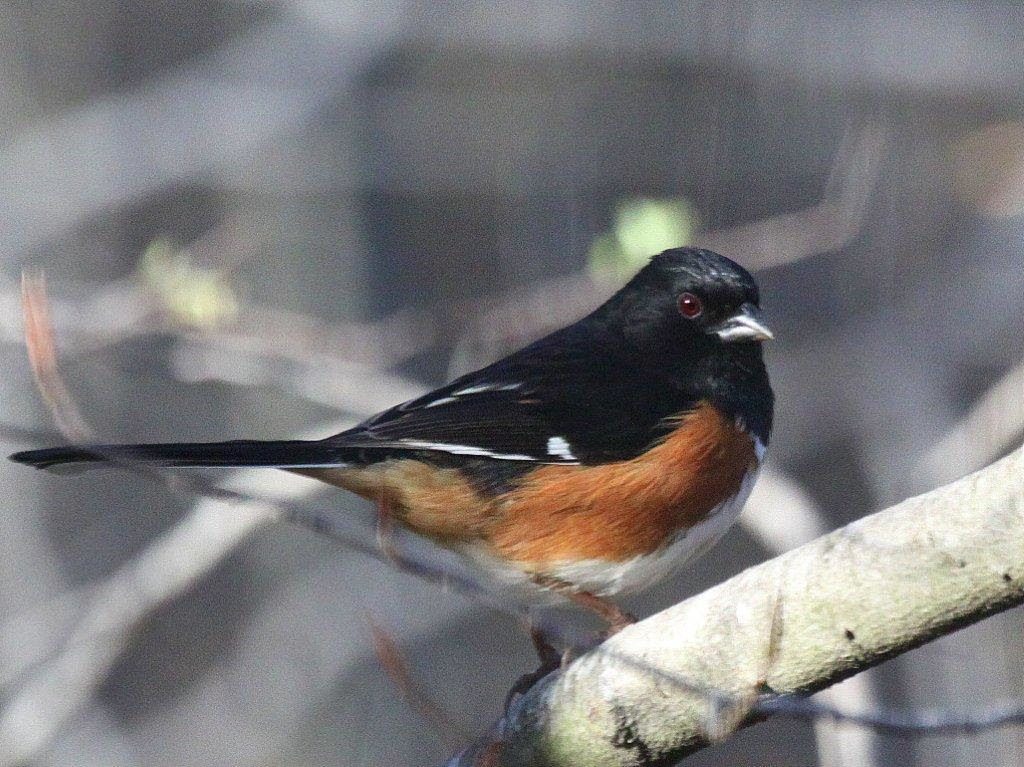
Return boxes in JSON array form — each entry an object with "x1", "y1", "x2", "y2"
[{"x1": 326, "y1": 324, "x2": 697, "y2": 465}]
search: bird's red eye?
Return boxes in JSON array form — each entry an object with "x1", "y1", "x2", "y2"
[{"x1": 678, "y1": 292, "x2": 703, "y2": 319}]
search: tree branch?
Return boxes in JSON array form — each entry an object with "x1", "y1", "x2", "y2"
[{"x1": 452, "y1": 444, "x2": 1024, "y2": 766}]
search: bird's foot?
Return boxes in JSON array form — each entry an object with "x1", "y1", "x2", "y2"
[
  {"x1": 504, "y1": 655, "x2": 560, "y2": 712},
  {"x1": 504, "y1": 623, "x2": 562, "y2": 712}
]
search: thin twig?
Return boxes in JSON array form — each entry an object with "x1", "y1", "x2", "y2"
[
  {"x1": 368, "y1": 617, "x2": 470, "y2": 749},
  {"x1": 20, "y1": 271, "x2": 94, "y2": 442}
]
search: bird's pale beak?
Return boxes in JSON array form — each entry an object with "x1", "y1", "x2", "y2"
[{"x1": 712, "y1": 303, "x2": 774, "y2": 342}]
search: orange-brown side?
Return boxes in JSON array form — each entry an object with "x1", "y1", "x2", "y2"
[
  {"x1": 296, "y1": 401, "x2": 757, "y2": 565},
  {"x1": 487, "y1": 401, "x2": 757, "y2": 564},
  {"x1": 294, "y1": 460, "x2": 493, "y2": 544}
]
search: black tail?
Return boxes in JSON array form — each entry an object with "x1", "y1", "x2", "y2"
[{"x1": 9, "y1": 440, "x2": 352, "y2": 472}]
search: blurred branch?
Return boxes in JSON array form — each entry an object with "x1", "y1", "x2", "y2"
[
  {"x1": 452, "y1": 444, "x2": 1024, "y2": 766},
  {"x1": 923, "y1": 357, "x2": 1024, "y2": 481},
  {"x1": 168, "y1": 316, "x2": 428, "y2": 411},
  {"x1": 0, "y1": 483, "x2": 280, "y2": 766},
  {"x1": 702, "y1": 122, "x2": 887, "y2": 269},
  {"x1": 743, "y1": 468, "x2": 829, "y2": 553},
  {"x1": 1, "y1": 273, "x2": 433, "y2": 366},
  {"x1": 0, "y1": 268, "x2": 432, "y2": 402},
  {"x1": 0, "y1": 8, "x2": 411, "y2": 258},
  {"x1": 451, "y1": 122, "x2": 887, "y2": 367},
  {"x1": 369, "y1": 617, "x2": 470, "y2": 750},
  {"x1": 20, "y1": 272, "x2": 94, "y2": 442}
]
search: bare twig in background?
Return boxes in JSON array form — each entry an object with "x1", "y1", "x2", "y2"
[
  {"x1": 6, "y1": 273, "x2": 1024, "y2": 766},
  {"x1": 0, "y1": 274, "x2": 156, "y2": 351},
  {"x1": 450, "y1": 122, "x2": 888, "y2": 368},
  {"x1": 20, "y1": 272, "x2": 93, "y2": 442},
  {"x1": 451, "y1": 444, "x2": 1024, "y2": 766},
  {"x1": 743, "y1": 468, "x2": 829, "y2": 552},
  {"x1": 369, "y1": 617, "x2": 469, "y2": 749},
  {"x1": 0, "y1": 487, "x2": 280, "y2": 766},
  {"x1": 807, "y1": 673, "x2": 881, "y2": 767},
  {"x1": 759, "y1": 696, "x2": 1024, "y2": 735},
  {"x1": 0, "y1": 270, "x2": 435, "y2": 373},
  {"x1": 375, "y1": 493, "x2": 404, "y2": 566},
  {"x1": 219, "y1": 303, "x2": 437, "y2": 370},
  {"x1": 0, "y1": 268, "x2": 431, "y2": 420},
  {"x1": 923, "y1": 357, "x2": 1024, "y2": 481},
  {"x1": 169, "y1": 330, "x2": 426, "y2": 415},
  {"x1": 703, "y1": 122, "x2": 888, "y2": 269}
]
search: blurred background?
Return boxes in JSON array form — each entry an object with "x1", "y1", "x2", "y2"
[{"x1": 1, "y1": 2, "x2": 1023, "y2": 766}]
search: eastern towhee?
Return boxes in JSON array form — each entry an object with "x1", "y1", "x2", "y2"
[{"x1": 11, "y1": 247, "x2": 774, "y2": 633}]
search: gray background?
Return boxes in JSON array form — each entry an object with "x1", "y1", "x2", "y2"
[{"x1": 1, "y1": 2, "x2": 1023, "y2": 766}]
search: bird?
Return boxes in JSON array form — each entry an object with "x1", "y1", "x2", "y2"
[{"x1": 10, "y1": 246, "x2": 773, "y2": 635}]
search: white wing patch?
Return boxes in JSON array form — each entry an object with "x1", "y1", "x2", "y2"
[
  {"x1": 392, "y1": 382, "x2": 542, "y2": 459},
  {"x1": 422, "y1": 382, "x2": 522, "y2": 409},
  {"x1": 395, "y1": 439, "x2": 536, "y2": 462},
  {"x1": 423, "y1": 396, "x2": 458, "y2": 408},
  {"x1": 451, "y1": 382, "x2": 521, "y2": 397},
  {"x1": 546, "y1": 436, "x2": 576, "y2": 461}
]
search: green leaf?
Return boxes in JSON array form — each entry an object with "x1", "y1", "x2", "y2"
[
  {"x1": 587, "y1": 197, "x2": 697, "y2": 285},
  {"x1": 139, "y1": 238, "x2": 238, "y2": 328}
]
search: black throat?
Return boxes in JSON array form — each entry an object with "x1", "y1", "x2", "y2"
[{"x1": 658, "y1": 339, "x2": 774, "y2": 448}]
